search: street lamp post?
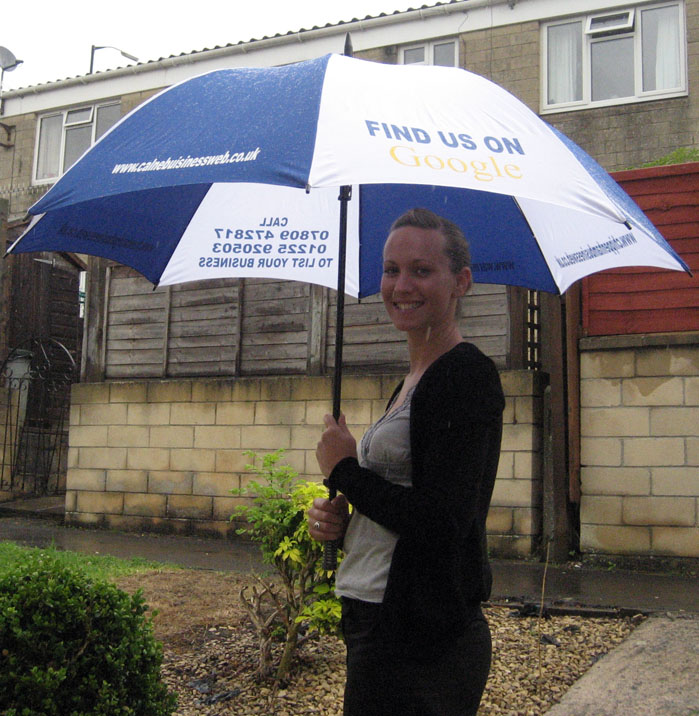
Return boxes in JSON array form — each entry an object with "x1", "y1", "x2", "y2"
[{"x1": 89, "y1": 45, "x2": 139, "y2": 74}]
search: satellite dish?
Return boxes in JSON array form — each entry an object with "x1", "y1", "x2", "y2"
[{"x1": 0, "y1": 47, "x2": 22, "y2": 72}]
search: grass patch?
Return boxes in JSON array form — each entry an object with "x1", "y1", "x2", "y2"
[{"x1": 0, "y1": 541, "x2": 176, "y2": 581}]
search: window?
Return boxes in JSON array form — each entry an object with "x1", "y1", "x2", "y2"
[
  {"x1": 402, "y1": 39, "x2": 457, "y2": 67},
  {"x1": 34, "y1": 101, "x2": 121, "y2": 182},
  {"x1": 542, "y1": 2, "x2": 685, "y2": 111}
]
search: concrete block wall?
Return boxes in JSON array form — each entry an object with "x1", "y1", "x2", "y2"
[
  {"x1": 487, "y1": 370, "x2": 545, "y2": 557},
  {"x1": 0, "y1": 109, "x2": 49, "y2": 219},
  {"x1": 66, "y1": 371, "x2": 544, "y2": 557},
  {"x1": 461, "y1": 21, "x2": 540, "y2": 113},
  {"x1": 579, "y1": 337, "x2": 699, "y2": 558}
]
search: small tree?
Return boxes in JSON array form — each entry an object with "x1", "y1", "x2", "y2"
[{"x1": 231, "y1": 450, "x2": 340, "y2": 681}]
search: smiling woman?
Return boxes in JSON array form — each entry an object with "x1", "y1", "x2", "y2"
[{"x1": 308, "y1": 207, "x2": 505, "y2": 716}]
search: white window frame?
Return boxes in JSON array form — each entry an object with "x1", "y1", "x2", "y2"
[
  {"x1": 586, "y1": 9, "x2": 635, "y2": 34},
  {"x1": 541, "y1": 2, "x2": 686, "y2": 113},
  {"x1": 33, "y1": 101, "x2": 120, "y2": 185},
  {"x1": 401, "y1": 39, "x2": 458, "y2": 67}
]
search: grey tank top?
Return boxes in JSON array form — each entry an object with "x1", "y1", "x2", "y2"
[{"x1": 335, "y1": 388, "x2": 414, "y2": 603}]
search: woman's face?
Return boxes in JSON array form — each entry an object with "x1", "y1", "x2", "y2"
[{"x1": 381, "y1": 225, "x2": 471, "y2": 335}]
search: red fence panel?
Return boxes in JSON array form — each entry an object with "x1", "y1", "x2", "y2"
[{"x1": 582, "y1": 163, "x2": 699, "y2": 336}]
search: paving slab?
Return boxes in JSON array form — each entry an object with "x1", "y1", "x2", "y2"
[{"x1": 543, "y1": 614, "x2": 699, "y2": 716}]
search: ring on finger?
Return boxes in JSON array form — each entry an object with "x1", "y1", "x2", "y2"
[{"x1": 313, "y1": 521, "x2": 321, "y2": 530}]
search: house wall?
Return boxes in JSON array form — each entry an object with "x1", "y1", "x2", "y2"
[
  {"x1": 0, "y1": 198, "x2": 8, "y2": 361},
  {"x1": 65, "y1": 370, "x2": 544, "y2": 557},
  {"x1": 0, "y1": 200, "x2": 11, "y2": 500},
  {"x1": 543, "y1": 3, "x2": 699, "y2": 172},
  {"x1": 579, "y1": 334, "x2": 699, "y2": 557},
  {"x1": 0, "y1": 109, "x2": 48, "y2": 219}
]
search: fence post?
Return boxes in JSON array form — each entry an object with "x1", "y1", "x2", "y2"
[
  {"x1": 540, "y1": 292, "x2": 574, "y2": 561},
  {"x1": 81, "y1": 257, "x2": 108, "y2": 382}
]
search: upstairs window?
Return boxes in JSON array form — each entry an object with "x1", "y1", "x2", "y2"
[
  {"x1": 402, "y1": 39, "x2": 457, "y2": 67},
  {"x1": 34, "y1": 101, "x2": 121, "y2": 183},
  {"x1": 542, "y1": 2, "x2": 685, "y2": 111}
]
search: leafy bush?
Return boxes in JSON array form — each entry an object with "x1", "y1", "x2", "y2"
[
  {"x1": 637, "y1": 146, "x2": 699, "y2": 167},
  {"x1": 0, "y1": 551, "x2": 177, "y2": 716},
  {"x1": 231, "y1": 450, "x2": 341, "y2": 681}
]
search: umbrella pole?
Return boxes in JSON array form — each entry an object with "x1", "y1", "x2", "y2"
[
  {"x1": 333, "y1": 32, "x2": 353, "y2": 423},
  {"x1": 322, "y1": 33, "x2": 354, "y2": 572},
  {"x1": 322, "y1": 184, "x2": 351, "y2": 571},
  {"x1": 332, "y1": 186, "x2": 350, "y2": 421}
]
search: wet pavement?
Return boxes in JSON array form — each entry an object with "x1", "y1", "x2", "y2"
[
  {"x1": 1, "y1": 497, "x2": 698, "y2": 714},
  {"x1": 0, "y1": 512, "x2": 265, "y2": 573},
  {"x1": 490, "y1": 558, "x2": 698, "y2": 615},
  {"x1": 1, "y1": 497, "x2": 696, "y2": 614}
]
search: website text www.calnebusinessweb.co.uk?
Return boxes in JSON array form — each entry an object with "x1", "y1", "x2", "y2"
[{"x1": 111, "y1": 148, "x2": 261, "y2": 174}]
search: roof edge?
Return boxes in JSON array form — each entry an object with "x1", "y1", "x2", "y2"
[{"x1": 2, "y1": 0, "x2": 479, "y2": 97}]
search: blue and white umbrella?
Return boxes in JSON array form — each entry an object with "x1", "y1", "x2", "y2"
[{"x1": 9, "y1": 52, "x2": 689, "y2": 298}]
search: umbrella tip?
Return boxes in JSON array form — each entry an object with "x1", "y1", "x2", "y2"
[{"x1": 344, "y1": 33, "x2": 353, "y2": 58}]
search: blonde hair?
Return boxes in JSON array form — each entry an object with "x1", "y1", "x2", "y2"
[{"x1": 389, "y1": 207, "x2": 471, "y2": 275}]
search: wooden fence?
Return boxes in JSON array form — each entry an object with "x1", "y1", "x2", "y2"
[{"x1": 96, "y1": 264, "x2": 511, "y2": 380}]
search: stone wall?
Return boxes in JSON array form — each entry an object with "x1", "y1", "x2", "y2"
[
  {"x1": 66, "y1": 371, "x2": 544, "y2": 557},
  {"x1": 579, "y1": 334, "x2": 699, "y2": 558}
]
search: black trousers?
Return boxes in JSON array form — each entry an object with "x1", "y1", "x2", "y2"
[{"x1": 341, "y1": 597, "x2": 491, "y2": 716}]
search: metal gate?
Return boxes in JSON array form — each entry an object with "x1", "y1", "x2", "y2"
[{"x1": 0, "y1": 339, "x2": 77, "y2": 496}]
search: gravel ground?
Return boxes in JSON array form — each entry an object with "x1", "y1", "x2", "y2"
[
  {"x1": 161, "y1": 609, "x2": 638, "y2": 716},
  {"x1": 116, "y1": 570, "x2": 640, "y2": 716}
]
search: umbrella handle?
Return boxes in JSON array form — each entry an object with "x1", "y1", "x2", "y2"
[{"x1": 322, "y1": 512, "x2": 339, "y2": 571}]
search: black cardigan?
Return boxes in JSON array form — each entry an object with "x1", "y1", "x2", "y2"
[{"x1": 327, "y1": 342, "x2": 504, "y2": 650}]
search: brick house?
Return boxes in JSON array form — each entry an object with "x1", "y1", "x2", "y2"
[{"x1": 0, "y1": 0, "x2": 696, "y2": 559}]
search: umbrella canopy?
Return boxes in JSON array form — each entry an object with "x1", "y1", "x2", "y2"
[{"x1": 9, "y1": 53, "x2": 689, "y2": 295}]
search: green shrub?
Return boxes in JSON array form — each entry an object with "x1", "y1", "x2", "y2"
[
  {"x1": 636, "y1": 146, "x2": 699, "y2": 167},
  {"x1": 0, "y1": 551, "x2": 177, "y2": 716},
  {"x1": 231, "y1": 450, "x2": 341, "y2": 681}
]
